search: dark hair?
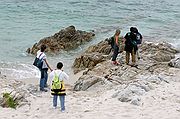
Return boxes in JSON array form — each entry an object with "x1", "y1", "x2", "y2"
[
  {"x1": 130, "y1": 27, "x2": 138, "y2": 33},
  {"x1": 57, "y1": 62, "x2": 63, "y2": 69},
  {"x1": 40, "y1": 45, "x2": 47, "y2": 52}
]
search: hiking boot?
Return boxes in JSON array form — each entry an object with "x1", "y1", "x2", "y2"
[
  {"x1": 116, "y1": 61, "x2": 120, "y2": 65},
  {"x1": 40, "y1": 89, "x2": 48, "y2": 92},
  {"x1": 130, "y1": 63, "x2": 138, "y2": 67},
  {"x1": 61, "y1": 110, "x2": 65, "y2": 113},
  {"x1": 112, "y1": 61, "x2": 116, "y2": 65},
  {"x1": 112, "y1": 61, "x2": 119, "y2": 65}
]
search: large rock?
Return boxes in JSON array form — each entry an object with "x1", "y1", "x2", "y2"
[
  {"x1": 0, "y1": 77, "x2": 30, "y2": 108},
  {"x1": 0, "y1": 91, "x2": 28, "y2": 108},
  {"x1": 85, "y1": 40, "x2": 111, "y2": 55},
  {"x1": 73, "y1": 41, "x2": 178, "y2": 74},
  {"x1": 27, "y1": 25, "x2": 95, "y2": 54},
  {"x1": 168, "y1": 58, "x2": 180, "y2": 69},
  {"x1": 73, "y1": 41, "x2": 179, "y2": 105},
  {"x1": 151, "y1": 50, "x2": 175, "y2": 62},
  {"x1": 110, "y1": 75, "x2": 165, "y2": 105},
  {"x1": 74, "y1": 75, "x2": 103, "y2": 91},
  {"x1": 73, "y1": 40, "x2": 112, "y2": 73},
  {"x1": 73, "y1": 52, "x2": 107, "y2": 74},
  {"x1": 140, "y1": 42, "x2": 178, "y2": 62}
]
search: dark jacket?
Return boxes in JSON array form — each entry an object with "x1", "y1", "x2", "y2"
[{"x1": 124, "y1": 32, "x2": 138, "y2": 52}]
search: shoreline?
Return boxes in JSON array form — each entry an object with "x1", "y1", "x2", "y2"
[
  {"x1": 0, "y1": 41, "x2": 180, "y2": 119},
  {"x1": 18, "y1": 68, "x2": 85, "y2": 86}
]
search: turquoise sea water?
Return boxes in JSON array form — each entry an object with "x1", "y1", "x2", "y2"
[{"x1": 0, "y1": 0, "x2": 180, "y2": 79}]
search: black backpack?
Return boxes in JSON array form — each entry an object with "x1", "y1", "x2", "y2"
[
  {"x1": 107, "y1": 36, "x2": 114, "y2": 48},
  {"x1": 33, "y1": 53, "x2": 43, "y2": 69}
]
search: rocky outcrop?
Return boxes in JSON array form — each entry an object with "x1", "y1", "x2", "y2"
[
  {"x1": 0, "y1": 91, "x2": 27, "y2": 108},
  {"x1": 73, "y1": 41, "x2": 179, "y2": 105},
  {"x1": 0, "y1": 74, "x2": 31, "y2": 108},
  {"x1": 168, "y1": 58, "x2": 180, "y2": 69},
  {"x1": 73, "y1": 40, "x2": 112, "y2": 73},
  {"x1": 85, "y1": 40, "x2": 112, "y2": 55},
  {"x1": 73, "y1": 52, "x2": 108, "y2": 74},
  {"x1": 140, "y1": 42, "x2": 178, "y2": 62},
  {"x1": 27, "y1": 25, "x2": 95, "y2": 54},
  {"x1": 74, "y1": 75, "x2": 103, "y2": 91},
  {"x1": 73, "y1": 40, "x2": 179, "y2": 74},
  {"x1": 111, "y1": 74, "x2": 167, "y2": 106}
]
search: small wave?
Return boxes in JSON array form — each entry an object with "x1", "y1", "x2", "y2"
[
  {"x1": 170, "y1": 38, "x2": 180, "y2": 51},
  {"x1": 69, "y1": 1, "x2": 89, "y2": 5},
  {"x1": 0, "y1": 62, "x2": 40, "y2": 80}
]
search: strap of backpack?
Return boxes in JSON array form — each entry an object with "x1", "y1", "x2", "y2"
[
  {"x1": 38, "y1": 52, "x2": 43, "y2": 59},
  {"x1": 54, "y1": 71, "x2": 63, "y2": 81}
]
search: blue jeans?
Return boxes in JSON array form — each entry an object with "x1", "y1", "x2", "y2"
[
  {"x1": 53, "y1": 95, "x2": 65, "y2": 111},
  {"x1": 40, "y1": 68, "x2": 48, "y2": 90},
  {"x1": 112, "y1": 45, "x2": 119, "y2": 61}
]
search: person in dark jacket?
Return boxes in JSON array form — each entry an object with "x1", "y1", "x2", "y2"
[{"x1": 124, "y1": 27, "x2": 138, "y2": 66}]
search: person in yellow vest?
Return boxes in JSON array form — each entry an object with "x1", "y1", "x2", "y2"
[{"x1": 49, "y1": 62, "x2": 69, "y2": 112}]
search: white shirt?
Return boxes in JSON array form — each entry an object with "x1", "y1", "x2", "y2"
[
  {"x1": 36, "y1": 50, "x2": 47, "y2": 69},
  {"x1": 49, "y1": 70, "x2": 69, "y2": 81}
]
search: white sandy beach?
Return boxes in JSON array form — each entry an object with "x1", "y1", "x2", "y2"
[{"x1": 0, "y1": 67, "x2": 180, "y2": 119}]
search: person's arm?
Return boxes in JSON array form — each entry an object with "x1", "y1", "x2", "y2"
[
  {"x1": 122, "y1": 37, "x2": 126, "y2": 44},
  {"x1": 49, "y1": 70, "x2": 54, "y2": 80},
  {"x1": 123, "y1": 33, "x2": 128, "y2": 44},
  {"x1": 115, "y1": 36, "x2": 119, "y2": 46},
  {"x1": 140, "y1": 33, "x2": 143, "y2": 43},
  {"x1": 62, "y1": 72, "x2": 69, "y2": 80},
  {"x1": 44, "y1": 59, "x2": 53, "y2": 71}
]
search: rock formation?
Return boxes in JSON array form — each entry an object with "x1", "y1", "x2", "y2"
[
  {"x1": 73, "y1": 40, "x2": 178, "y2": 73},
  {"x1": 0, "y1": 73, "x2": 32, "y2": 108},
  {"x1": 73, "y1": 40, "x2": 180, "y2": 105},
  {"x1": 72, "y1": 40, "x2": 112, "y2": 73},
  {"x1": 27, "y1": 25, "x2": 95, "y2": 54},
  {"x1": 168, "y1": 58, "x2": 180, "y2": 68}
]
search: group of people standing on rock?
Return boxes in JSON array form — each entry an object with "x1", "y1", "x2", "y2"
[{"x1": 111, "y1": 27, "x2": 143, "y2": 66}]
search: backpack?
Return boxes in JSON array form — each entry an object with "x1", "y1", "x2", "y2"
[
  {"x1": 126, "y1": 32, "x2": 137, "y2": 46},
  {"x1": 107, "y1": 36, "x2": 114, "y2": 48},
  {"x1": 51, "y1": 72, "x2": 62, "y2": 92},
  {"x1": 136, "y1": 33, "x2": 142, "y2": 44},
  {"x1": 33, "y1": 53, "x2": 43, "y2": 69}
]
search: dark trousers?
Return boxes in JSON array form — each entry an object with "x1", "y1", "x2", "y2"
[
  {"x1": 40, "y1": 68, "x2": 48, "y2": 90},
  {"x1": 112, "y1": 45, "x2": 119, "y2": 61}
]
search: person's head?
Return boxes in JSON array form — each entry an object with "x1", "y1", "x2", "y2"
[
  {"x1": 40, "y1": 44, "x2": 47, "y2": 52},
  {"x1": 115, "y1": 29, "x2": 121, "y2": 36},
  {"x1": 57, "y1": 62, "x2": 63, "y2": 69},
  {"x1": 130, "y1": 27, "x2": 138, "y2": 33}
]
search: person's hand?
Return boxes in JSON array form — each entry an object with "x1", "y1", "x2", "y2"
[{"x1": 49, "y1": 68, "x2": 53, "y2": 72}]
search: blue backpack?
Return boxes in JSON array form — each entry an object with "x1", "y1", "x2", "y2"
[{"x1": 33, "y1": 53, "x2": 43, "y2": 69}]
